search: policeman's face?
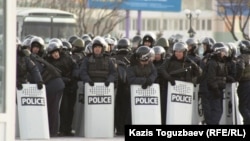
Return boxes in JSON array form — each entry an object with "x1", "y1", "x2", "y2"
[
  {"x1": 143, "y1": 41, "x2": 152, "y2": 47},
  {"x1": 140, "y1": 59, "x2": 149, "y2": 65},
  {"x1": 93, "y1": 45, "x2": 102, "y2": 55},
  {"x1": 154, "y1": 54, "x2": 162, "y2": 61},
  {"x1": 202, "y1": 44, "x2": 207, "y2": 52},
  {"x1": 174, "y1": 51, "x2": 184, "y2": 60},
  {"x1": 31, "y1": 46, "x2": 40, "y2": 54},
  {"x1": 51, "y1": 50, "x2": 60, "y2": 59}
]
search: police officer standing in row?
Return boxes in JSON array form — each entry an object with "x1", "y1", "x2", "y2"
[
  {"x1": 202, "y1": 42, "x2": 230, "y2": 125},
  {"x1": 16, "y1": 38, "x2": 43, "y2": 91},
  {"x1": 114, "y1": 37, "x2": 132, "y2": 135},
  {"x1": 79, "y1": 36, "x2": 117, "y2": 89},
  {"x1": 45, "y1": 41, "x2": 79, "y2": 136},
  {"x1": 159, "y1": 42, "x2": 202, "y2": 123},
  {"x1": 29, "y1": 36, "x2": 65, "y2": 137},
  {"x1": 236, "y1": 40, "x2": 250, "y2": 125}
]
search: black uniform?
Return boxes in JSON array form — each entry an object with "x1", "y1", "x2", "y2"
[
  {"x1": 236, "y1": 48, "x2": 250, "y2": 124},
  {"x1": 30, "y1": 38, "x2": 65, "y2": 137},
  {"x1": 46, "y1": 50, "x2": 79, "y2": 136}
]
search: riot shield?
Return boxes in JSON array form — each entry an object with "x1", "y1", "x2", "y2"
[
  {"x1": 130, "y1": 83, "x2": 161, "y2": 125},
  {"x1": 16, "y1": 84, "x2": 49, "y2": 140},
  {"x1": 166, "y1": 80, "x2": 194, "y2": 124}
]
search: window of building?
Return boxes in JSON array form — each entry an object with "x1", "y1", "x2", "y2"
[
  {"x1": 207, "y1": 19, "x2": 212, "y2": 30},
  {"x1": 152, "y1": 19, "x2": 157, "y2": 30},
  {"x1": 174, "y1": 19, "x2": 178, "y2": 30},
  {"x1": 196, "y1": 19, "x2": 200, "y2": 30},
  {"x1": 179, "y1": 19, "x2": 183, "y2": 30},
  {"x1": 202, "y1": 19, "x2": 206, "y2": 30},
  {"x1": 163, "y1": 19, "x2": 168, "y2": 30},
  {"x1": 185, "y1": 19, "x2": 189, "y2": 30},
  {"x1": 142, "y1": 19, "x2": 146, "y2": 30},
  {"x1": 132, "y1": 19, "x2": 136, "y2": 30}
]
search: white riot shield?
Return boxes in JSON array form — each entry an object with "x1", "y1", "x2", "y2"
[
  {"x1": 84, "y1": 82, "x2": 114, "y2": 138},
  {"x1": 167, "y1": 81, "x2": 194, "y2": 124},
  {"x1": 130, "y1": 84, "x2": 161, "y2": 125},
  {"x1": 219, "y1": 83, "x2": 233, "y2": 125},
  {"x1": 191, "y1": 84, "x2": 204, "y2": 125},
  {"x1": 16, "y1": 84, "x2": 49, "y2": 140},
  {"x1": 233, "y1": 83, "x2": 243, "y2": 125},
  {"x1": 73, "y1": 81, "x2": 85, "y2": 136},
  {"x1": 219, "y1": 88, "x2": 228, "y2": 125},
  {"x1": 15, "y1": 105, "x2": 20, "y2": 138}
]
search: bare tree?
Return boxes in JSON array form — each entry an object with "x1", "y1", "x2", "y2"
[{"x1": 217, "y1": 0, "x2": 250, "y2": 41}]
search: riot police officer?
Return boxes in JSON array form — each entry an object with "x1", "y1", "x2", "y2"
[
  {"x1": 127, "y1": 46, "x2": 157, "y2": 89},
  {"x1": 79, "y1": 36, "x2": 117, "y2": 88},
  {"x1": 45, "y1": 42, "x2": 79, "y2": 136},
  {"x1": 202, "y1": 42, "x2": 230, "y2": 125},
  {"x1": 16, "y1": 39, "x2": 43, "y2": 90},
  {"x1": 159, "y1": 42, "x2": 202, "y2": 124},
  {"x1": 29, "y1": 37, "x2": 65, "y2": 137},
  {"x1": 113, "y1": 37, "x2": 132, "y2": 135},
  {"x1": 152, "y1": 45, "x2": 167, "y2": 124},
  {"x1": 236, "y1": 40, "x2": 250, "y2": 124},
  {"x1": 141, "y1": 33, "x2": 156, "y2": 48}
]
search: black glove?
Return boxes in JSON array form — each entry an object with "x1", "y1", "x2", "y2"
[
  {"x1": 105, "y1": 81, "x2": 110, "y2": 87},
  {"x1": 88, "y1": 80, "x2": 94, "y2": 86},
  {"x1": 212, "y1": 88, "x2": 221, "y2": 99},
  {"x1": 168, "y1": 77, "x2": 176, "y2": 86},
  {"x1": 226, "y1": 76, "x2": 235, "y2": 83},
  {"x1": 146, "y1": 78, "x2": 153, "y2": 86},
  {"x1": 37, "y1": 82, "x2": 43, "y2": 90},
  {"x1": 17, "y1": 83, "x2": 23, "y2": 90},
  {"x1": 141, "y1": 83, "x2": 148, "y2": 89},
  {"x1": 62, "y1": 77, "x2": 71, "y2": 84}
]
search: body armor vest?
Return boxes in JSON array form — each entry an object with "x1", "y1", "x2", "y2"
[{"x1": 88, "y1": 56, "x2": 109, "y2": 82}]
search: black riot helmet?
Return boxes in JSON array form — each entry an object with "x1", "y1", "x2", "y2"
[
  {"x1": 92, "y1": 36, "x2": 107, "y2": 53},
  {"x1": 46, "y1": 42, "x2": 61, "y2": 55},
  {"x1": 173, "y1": 42, "x2": 188, "y2": 52},
  {"x1": 152, "y1": 45, "x2": 166, "y2": 59},
  {"x1": 21, "y1": 37, "x2": 32, "y2": 50},
  {"x1": 49, "y1": 38, "x2": 63, "y2": 48},
  {"x1": 68, "y1": 35, "x2": 79, "y2": 44},
  {"x1": 82, "y1": 36, "x2": 92, "y2": 47},
  {"x1": 142, "y1": 33, "x2": 156, "y2": 47},
  {"x1": 81, "y1": 34, "x2": 90, "y2": 41},
  {"x1": 238, "y1": 40, "x2": 250, "y2": 54},
  {"x1": 117, "y1": 38, "x2": 131, "y2": 52},
  {"x1": 84, "y1": 42, "x2": 93, "y2": 55},
  {"x1": 212, "y1": 42, "x2": 229, "y2": 57},
  {"x1": 132, "y1": 35, "x2": 142, "y2": 49},
  {"x1": 62, "y1": 40, "x2": 72, "y2": 52},
  {"x1": 30, "y1": 36, "x2": 45, "y2": 57},
  {"x1": 226, "y1": 42, "x2": 237, "y2": 58},
  {"x1": 202, "y1": 37, "x2": 216, "y2": 53},
  {"x1": 155, "y1": 37, "x2": 169, "y2": 49},
  {"x1": 135, "y1": 46, "x2": 154, "y2": 61}
]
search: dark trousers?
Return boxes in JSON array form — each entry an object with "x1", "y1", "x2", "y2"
[
  {"x1": 237, "y1": 81, "x2": 250, "y2": 124},
  {"x1": 114, "y1": 84, "x2": 131, "y2": 133},
  {"x1": 59, "y1": 84, "x2": 77, "y2": 133},
  {"x1": 45, "y1": 78, "x2": 65, "y2": 137},
  {"x1": 46, "y1": 89, "x2": 63, "y2": 136},
  {"x1": 202, "y1": 89, "x2": 223, "y2": 125}
]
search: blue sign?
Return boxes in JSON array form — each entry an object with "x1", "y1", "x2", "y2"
[{"x1": 88, "y1": 0, "x2": 181, "y2": 12}]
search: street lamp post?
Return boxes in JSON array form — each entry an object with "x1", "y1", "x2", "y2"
[{"x1": 184, "y1": 9, "x2": 201, "y2": 38}]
